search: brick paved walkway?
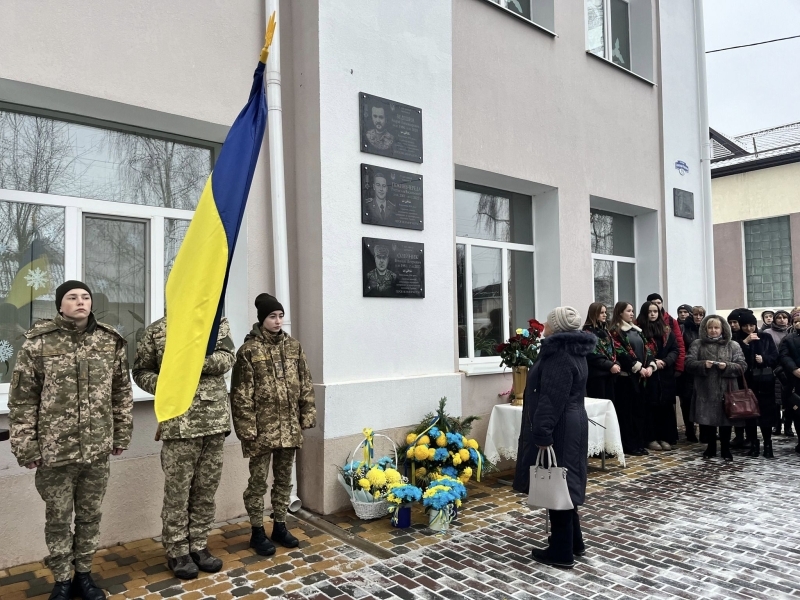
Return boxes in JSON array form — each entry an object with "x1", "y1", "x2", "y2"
[{"x1": 2, "y1": 435, "x2": 799, "y2": 599}]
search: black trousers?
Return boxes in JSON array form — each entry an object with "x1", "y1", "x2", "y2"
[
  {"x1": 613, "y1": 376, "x2": 645, "y2": 452},
  {"x1": 699, "y1": 425, "x2": 732, "y2": 451},
  {"x1": 548, "y1": 508, "x2": 583, "y2": 562}
]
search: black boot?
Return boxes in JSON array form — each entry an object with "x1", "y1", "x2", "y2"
[
  {"x1": 48, "y1": 580, "x2": 73, "y2": 600},
  {"x1": 763, "y1": 440, "x2": 774, "y2": 459},
  {"x1": 250, "y1": 526, "x2": 276, "y2": 556},
  {"x1": 703, "y1": 439, "x2": 717, "y2": 458},
  {"x1": 686, "y1": 426, "x2": 698, "y2": 443},
  {"x1": 720, "y1": 439, "x2": 733, "y2": 462},
  {"x1": 730, "y1": 435, "x2": 746, "y2": 449},
  {"x1": 166, "y1": 554, "x2": 198, "y2": 580},
  {"x1": 72, "y1": 572, "x2": 106, "y2": 600},
  {"x1": 190, "y1": 548, "x2": 223, "y2": 573},
  {"x1": 786, "y1": 422, "x2": 796, "y2": 437},
  {"x1": 271, "y1": 522, "x2": 299, "y2": 548},
  {"x1": 747, "y1": 439, "x2": 761, "y2": 457},
  {"x1": 531, "y1": 547, "x2": 574, "y2": 569}
]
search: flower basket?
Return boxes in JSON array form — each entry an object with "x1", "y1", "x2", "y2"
[{"x1": 345, "y1": 433, "x2": 398, "y2": 520}]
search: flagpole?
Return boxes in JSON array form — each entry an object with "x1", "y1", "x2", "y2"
[{"x1": 265, "y1": 0, "x2": 301, "y2": 514}]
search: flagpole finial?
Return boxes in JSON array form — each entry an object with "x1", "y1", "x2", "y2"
[{"x1": 260, "y1": 11, "x2": 277, "y2": 64}]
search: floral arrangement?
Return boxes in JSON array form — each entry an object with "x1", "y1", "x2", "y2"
[
  {"x1": 496, "y1": 319, "x2": 544, "y2": 369},
  {"x1": 386, "y1": 483, "x2": 423, "y2": 526},
  {"x1": 398, "y1": 398, "x2": 494, "y2": 490},
  {"x1": 423, "y1": 475, "x2": 468, "y2": 531},
  {"x1": 337, "y1": 455, "x2": 402, "y2": 503}
]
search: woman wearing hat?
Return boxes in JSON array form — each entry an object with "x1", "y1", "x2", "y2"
[{"x1": 513, "y1": 306, "x2": 595, "y2": 569}]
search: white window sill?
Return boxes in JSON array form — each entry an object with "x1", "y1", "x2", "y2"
[
  {"x1": 459, "y1": 361, "x2": 514, "y2": 376},
  {"x1": 585, "y1": 51, "x2": 655, "y2": 86}
]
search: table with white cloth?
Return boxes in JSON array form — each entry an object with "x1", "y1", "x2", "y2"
[{"x1": 483, "y1": 397, "x2": 626, "y2": 469}]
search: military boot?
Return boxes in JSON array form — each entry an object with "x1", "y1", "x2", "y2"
[
  {"x1": 190, "y1": 548, "x2": 223, "y2": 573},
  {"x1": 48, "y1": 580, "x2": 73, "y2": 600},
  {"x1": 250, "y1": 526, "x2": 276, "y2": 556},
  {"x1": 167, "y1": 555, "x2": 198, "y2": 580},
  {"x1": 271, "y1": 522, "x2": 299, "y2": 548},
  {"x1": 72, "y1": 572, "x2": 106, "y2": 600}
]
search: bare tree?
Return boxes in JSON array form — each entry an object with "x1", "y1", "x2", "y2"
[{"x1": 476, "y1": 194, "x2": 510, "y2": 241}]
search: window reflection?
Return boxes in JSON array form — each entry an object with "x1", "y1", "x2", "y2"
[
  {"x1": 593, "y1": 259, "x2": 614, "y2": 311},
  {"x1": 472, "y1": 247, "x2": 503, "y2": 357}
]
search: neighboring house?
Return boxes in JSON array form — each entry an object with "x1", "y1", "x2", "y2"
[
  {"x1": 0, "y1": 0, "x2": 713, "y2": 567},
  {"x1": 711, "y1": 123, "x2": 800, "y2": 314}
]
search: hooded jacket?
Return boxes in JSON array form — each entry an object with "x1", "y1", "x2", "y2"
[
  {"x1": 133, "y1": 316, "x2": 235, "y2": 440},
  {"x1": 230, "y1": 324, "x2": 316, "y2": 456},
  {"x1": 8, "y1": 314, "x2": 132, "y2": 467},
  {"x1": 662, "y1": 311, "x2": 686, "y2": 373},
  {"x1": 685, "y1": 315, "x2": 747, "y2": 427},
  {"x1": 513, "y1": 331, "x2": 595, "y2": 506}
]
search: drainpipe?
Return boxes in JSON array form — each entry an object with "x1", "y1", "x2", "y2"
[
  {"x1": 265, "y1": 0, "x2": 301, "y2": 513},
  {"x1": 694, "y1": 0, "x2": 716, "y2": 313}
]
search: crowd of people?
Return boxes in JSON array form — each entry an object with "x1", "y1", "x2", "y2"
[{"x1": 582, "y1": 294, "x2": 800, "y2": 462}]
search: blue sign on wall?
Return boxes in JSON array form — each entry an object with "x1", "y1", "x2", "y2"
[{"x1": 675, "y1": 160, "x2": 689, "y2": 176}]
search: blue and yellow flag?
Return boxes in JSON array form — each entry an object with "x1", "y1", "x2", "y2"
[{"x1": 155, "y1": 16, "x2": 276, "y2": 422}]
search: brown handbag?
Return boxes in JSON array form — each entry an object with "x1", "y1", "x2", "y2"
[{"x1": 724, "y1": 377, "x2": 760, "y2": 419}]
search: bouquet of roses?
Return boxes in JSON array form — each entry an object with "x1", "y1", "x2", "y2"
[{"x1": 496, "y1": 319, "x2": 544, "y2": 369}]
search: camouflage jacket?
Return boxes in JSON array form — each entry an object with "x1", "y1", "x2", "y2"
[
  {"x1": 230, "y1": 324, "x2": 316, "y2": 456},
  {"x1": 132, "y1": 317, "x2": 235, "y2": 440},
  {"x1": 8, "y1": 314, "x2": 133, "y2": 468}
]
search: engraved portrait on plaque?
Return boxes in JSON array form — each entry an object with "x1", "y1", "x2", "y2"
[
  {"x1": 359, "y1": 93, "x2": 423, "y2": 163},
  {"x1": 673, "y1": 188, "x2": 695, "y2": 220},
  {"x1": 362, "y1": 164, "x2": 423, "y2": 230},
  {"x1": 362, "y1": 238, "x2": 425, "y2": 298}
]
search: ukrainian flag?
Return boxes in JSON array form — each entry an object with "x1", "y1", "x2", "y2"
[{"x1": 155, "y1": 17, "x2": 275, "y2": 422}]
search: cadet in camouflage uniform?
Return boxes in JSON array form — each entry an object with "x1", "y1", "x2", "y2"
[
  {"x1": 8, "y1": 281, "x2": 133, "y2": 600},
  {"x1": 230, "y1": 294, "x2": 316, "y2": 555},
  {"x1": 133, "y1": 316, "x2": 235, "y2": 580}
]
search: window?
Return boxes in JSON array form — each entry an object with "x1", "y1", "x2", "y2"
[
  {"x1": 456, "y1": 183, "x2": 534, "y2": 371},
  {"x1": 744, "y1": 217, "x2": 793, "y2": 307},
  {"x1": 585, "y1": 0, "x2": 653, "y2": 81},
  {"x1": 591, "y1": 209, "x2": 636, "y2": 310},
  {"x1": 483, "y1": 0, "x2": 556, "y2": 32},
  {"x1": 0, "y1": 108, "x2": 214, "y2": 398}
]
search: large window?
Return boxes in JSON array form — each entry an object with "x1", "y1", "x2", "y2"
[
  {"x1": 0, "y1": 108, "x2": 214, "y2": 389},
  {"x1": 744, "y1": 217, "x2": 794, "y2": 307},
  {"x1": 586, "y1": 0, "x2": 630, "y2": 68},
  {"x1": 591, "y1": 209, "x2": 636, "y2": 310},
  {"x1": 456, "y1": 183, "x2": 534, "y2": 371}
]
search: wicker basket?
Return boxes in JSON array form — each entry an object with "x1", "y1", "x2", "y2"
[{"x1": 346, "y1": 433, "x2": 398, "y2": 520}]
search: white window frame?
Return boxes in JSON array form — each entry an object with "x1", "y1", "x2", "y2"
[
  {"x1": 458, "y1": 236, "x2": 535, "y2": 376},
  {"x1": 0, "y1": 187, "x2": 195, "y2": 411},
  {"x1": 591, "y1": 253, "x2": 637, "y2": 307},
  {"x1": 586, "y1": 0, "x2": 630, "y2": 63}
]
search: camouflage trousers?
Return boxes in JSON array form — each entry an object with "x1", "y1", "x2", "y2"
[
  {"x1": 244, "y1": 448, "x2": 296, "y2": 526},
  {"x1": 34, "y1": 455, "x2": 110, "y2": 581},
  {"x1": 160, "y1": 433, "x2": 225, "y2": 558}
]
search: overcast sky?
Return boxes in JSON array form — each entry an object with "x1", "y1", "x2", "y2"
[{"x1": 704, "y1": 0, "x2": 800, "y2": 136}]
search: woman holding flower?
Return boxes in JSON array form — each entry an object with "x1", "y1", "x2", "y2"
[
  {"x1": 583, "y1": 302, "x2": 619, "y2": 401},
  {"x1": 513, "y1": 306, "x2": 595, "y2": 569},
  {"x1": 609, "y1": 301, "x2": 657, "y2": 457}
]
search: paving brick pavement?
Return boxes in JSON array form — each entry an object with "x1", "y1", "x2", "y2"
[{"x1": 1, "y1": 435, "x2": 799, "y2": 599}]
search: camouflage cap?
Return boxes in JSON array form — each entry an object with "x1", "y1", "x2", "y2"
[{"x1": 374, "y1": 245, "x2": 389, "y2": 258}]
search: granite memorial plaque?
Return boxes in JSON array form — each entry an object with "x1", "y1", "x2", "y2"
[
  {"x1": 362, "y1": 237, "x2": 424, "y2": 298},
  {"x1": 361, "y1": 164, "x2": 423, "y2": 230},
  {"x1": 673, "y1": 188, "x2": 695, "y2": 219},
  {"x1": 359, "y1": 93, "x2": 423, "y2": 163}
]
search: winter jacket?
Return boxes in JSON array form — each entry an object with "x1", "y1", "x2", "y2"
[
  {"x1": 646, "y1": 332, "x2": 679, "y2": 405},
  {"x1": 609, "y1": 322, "x2": 657, "y2": 393},
  {"x1": 8, "y1": 314, "x2": 133, "y2": 467},
  {"x1": 513, "y1": 331, "x2": 595, "y2": 506},
  {"x1": 663, "y1": 311, "x2": 685, "y2": 373},
  {"x1": 132, "y1": 317, "x2": 235, "y2": 440},
  {"x1": 779, "y1": 330, "x2": 800, "y2": 394},
  {"x1": 685, "y1": 316, "x2": 747, "y2": 427},
  {"x1": 764, "y1": 325, "x2": 790, "y2": 351},
  {"x1": 230, "y1": 324, "x2": 316, "y2": 457},
  {"x1": 736, "y1": 331, "x2": 778, "y2": 396}
]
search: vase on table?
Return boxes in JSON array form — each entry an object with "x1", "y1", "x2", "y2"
[
  {"x1": 428, "y1": 503, "x2": 456, "y2": 533},
  {"x1": 511, "y1": 366, "x2": 528, "y2": 406}
]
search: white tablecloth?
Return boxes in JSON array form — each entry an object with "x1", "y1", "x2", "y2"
[{"x1": 483, "y1": 397, "x2": 625, "y2": 467}]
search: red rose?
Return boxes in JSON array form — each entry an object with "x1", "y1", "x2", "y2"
[
  {"x1": 496, "y1": 344, "x2": 506, "y2": 353},
  {"x1": 529, "y1": 319, "x2": 544, "y2": 333}
]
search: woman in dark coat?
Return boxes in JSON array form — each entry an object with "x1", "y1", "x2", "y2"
[
  {"x1": 609, "y1": 301, "x2": 657, "y2": 456},
  {"x1": 685, "y1": 315, "x2": 747, "y2": 461},
  {"x1": 778, "y1": 310, "x2": 800, "y2": 453},
  {"x1": 679, "y1": 306, "x2": 704, "y2": 442},
  {"x1": 735, "y1": 311, "x2": 778, "y2": 458},
  {"x1": 583, "y1": 302, "x2": 619, "y2": 401},
  {"x1": 513, "y1": 306, "x2": 595, "y2": 569},
  {"x1": 637, "y1": 302, "x2": 679, "y2": 451}
]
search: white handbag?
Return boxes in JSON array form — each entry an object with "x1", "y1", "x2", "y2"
[{"x1": 527, "y1": 446, "x2": 574, "y2": 511}]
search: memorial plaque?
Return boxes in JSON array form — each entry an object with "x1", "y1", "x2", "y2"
[
  {"x1": 362, "y1": 237, "x2": 424, "y2": 298},
  {"x1": 359, "y1": 93, "x2": 423, "y2": 163},
  {"x1": 361, "y1": 164, "x2": 423, "y2": 230},
  {"x1": 673, "y1": 188, "x2": 695, "y2": 219}
]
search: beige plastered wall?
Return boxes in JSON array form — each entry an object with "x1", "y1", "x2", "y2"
[
  {"x1": 453, "y1": 2, "x2": 663, "y2": 432},
  {"x1": 0, "y1": 0, "x2": 308, "y2": 569}
]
